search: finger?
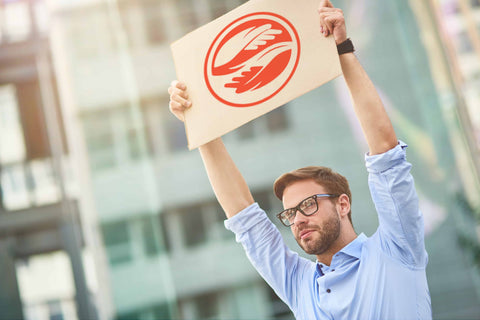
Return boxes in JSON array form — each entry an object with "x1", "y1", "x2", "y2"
[
  {"x1": 170, "y1": 87, "x2": 189, "y2": 100},
  {"x1": 318, "y1": 0, "x2": 334, "y2": 9},
  {"x1": 169, "y1": 100, "x2": 186, "y2": 122},
  {"x1": 325, "y1": 13, "x2": 344, "y2": 33},
  {"x1": 318, "y1": 12, "x2": 332, "y2": 36},
  {"x1": 317, "y1": 7, "x2": 340, "y2": 13},
  {"x1": 323, "y1": 15, "x2": 334, "y2": 35},
  {"x1": 171, "y1": 93, "x2": 191, "y2": 108},
  {"x1": 170, "y1": 80, "x2": 186, "y2": 90}
]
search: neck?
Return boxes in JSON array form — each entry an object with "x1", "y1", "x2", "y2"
[{"x1": 316, "y1": 227, "x2": 357, "y2": 266}]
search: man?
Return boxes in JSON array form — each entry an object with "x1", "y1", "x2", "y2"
[{"x1": 168, "y1": 1, "x2": 432, "y2": 319}]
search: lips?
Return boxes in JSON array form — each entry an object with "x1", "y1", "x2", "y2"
[{"x1": 299, "y1": 229, "x2": 315, "y2": 240}]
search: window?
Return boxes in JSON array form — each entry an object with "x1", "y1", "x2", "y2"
[
  {"x1": 0, "y1": 1, "x2": 31, "y2": 43},
  {"x1": 226, "y1": 105, "x2": 290, "y2": 142},
  {"x1": 152, "y1": 303, "x2": 171, "y2": 320},
  {"x1": 195, "y1": 292, "x2": 219, "y2": 319},
  {"x1": 208, "y1": 0, "x2": 246, "y2": 19},
  {"x1": 179, "y1": 205, "x2": 207, "y2": 247},
  {"x1": 141, "y1": 216, "x2": 160, "y2": 256},
  {"x1": 161, "y1": 199, "x2": 233, "y2": 253},
  {"x1": 83, "y1": 113, "x2": 116, "y2": 171},
  {"x1": 208, "y1": 0, "x2": 230, "y2": 19},
  {"x1": 166, "y1": 118, "x2": 188, "y2": 152},
  {"x1": 141, "y1": 0, "x2": 167, "y2": 45},
  {"x1": 82, "y1": 106, "x2": 148, "y2": 170},
  {"x1": 206, "y1": 201, "x2": 232, "y2": 241},
  {"x1": 176, "y1": 0, "x2": 200, "y2": 33},
  {"x1": 67, "y1": 5, "x2": 115, "y2": 59},
  {"x1": 101, "y1": 220, "x2": 132, "y2": 265},
  {"x1": 253, "y1": 190, "x2": 273, "y2": 212},
  {"x1": 267, "y1": 107, "x2": 289, "y2": 133},
  {"x1": 237, "y1": 121, "x2": 256, "y2": 140},
  {"x1": 0, "y1": 85, "x2": 26, "y2": 164},
  {"x1": 267, "y1": 285, "x2": 293, "y2": 319},
  {"x1": 47, "y1": 300, "x2": 64, "y2": 320},
  {"x1": 127, "y1": 129, "x2": 142, "y2": 160}
]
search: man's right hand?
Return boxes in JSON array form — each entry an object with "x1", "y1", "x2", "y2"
[{"x1": 168, "y1": 80, "x2": 191, "y2": 122}]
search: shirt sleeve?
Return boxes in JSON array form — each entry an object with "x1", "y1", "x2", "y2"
[
  {"x1": 365, "y1": 141, "x2": 428, "y2": 268},
  {"x1": 224, "y1": 203, "x2": 312, "y2": 313}
]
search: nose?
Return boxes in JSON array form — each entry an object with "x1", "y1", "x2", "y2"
[{"x1": 292, "y1": 209, "x2": 308, "y2": 226}]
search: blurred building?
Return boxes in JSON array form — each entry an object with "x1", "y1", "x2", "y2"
[
  {"x1": 1, "y1": 0, "x2": 480, "y2": 319},
  {"x1": 0, "y1": 0, "x2": 109, "y2": 319}
]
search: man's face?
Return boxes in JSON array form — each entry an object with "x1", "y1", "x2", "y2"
[{"x1": 282, "y1": 179, "x2": 340, "y2": 255}]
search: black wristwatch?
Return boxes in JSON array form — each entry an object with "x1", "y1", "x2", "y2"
[{"x1": 337, "y1": 38, "x2": 355, "y2": 55}]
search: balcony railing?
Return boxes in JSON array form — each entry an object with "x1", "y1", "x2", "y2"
[{"x1": 0, "y1": 156, "x2": 76, "y2": 212}]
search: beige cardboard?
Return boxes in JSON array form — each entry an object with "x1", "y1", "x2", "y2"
[{"x1": 171, "y1": 0, "x2": 342, "y2": 150}]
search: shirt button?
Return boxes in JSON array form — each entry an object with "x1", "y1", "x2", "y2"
[{"x1": 326, "y1": 289, "x2": 331, "y2": 293}]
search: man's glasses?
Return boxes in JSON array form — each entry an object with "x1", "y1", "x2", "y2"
[{"x1": 276, "y1": 194, "x2": 339, "y2": 227}]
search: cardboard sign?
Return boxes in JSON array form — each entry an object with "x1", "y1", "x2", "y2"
[{"x1": 171, "y1": 0, "x2": 342, "y2": 150}]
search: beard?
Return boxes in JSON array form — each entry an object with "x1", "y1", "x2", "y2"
[{"x1": 295, "y1": 210, "x2": 341, "y2": 255}]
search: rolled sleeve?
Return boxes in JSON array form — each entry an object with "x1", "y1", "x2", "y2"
[
  {"x1": 224, "y1": 203, "x2": 268, "y2": 235},
  {"x1": 365, "y1": 141, "x2": 428, "y2": 268},
  {"x1": 365, "y1": 141, "x2": 408, "y2": 173}
]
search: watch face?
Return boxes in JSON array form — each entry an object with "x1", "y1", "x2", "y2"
[{"x1": 204, "y1": 12, "x2": 301, "y2": 108}]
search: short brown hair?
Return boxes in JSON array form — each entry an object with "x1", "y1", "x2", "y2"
[{"x1": 273, "y1": 166, "x2": 353, "y2": 223}]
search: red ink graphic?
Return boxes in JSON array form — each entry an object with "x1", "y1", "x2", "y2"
[{"x1": 204, "y1": 12, "x2": 301, "y2": 107}]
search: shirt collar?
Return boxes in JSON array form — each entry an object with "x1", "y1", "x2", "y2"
[
  {"x1": 315, "y1": 233, "x2": 367, "y2": 275},
  {"x1": 339, "y1": 233, "x2": 367, "y2": 259}
]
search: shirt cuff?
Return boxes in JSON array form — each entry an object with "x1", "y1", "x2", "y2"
[
  {"x1": 365, "y1": 140, "x2": 408, "y2": 173},
  {"x1": 224, "y1": 202, "x2": 269, "y2": 234}
]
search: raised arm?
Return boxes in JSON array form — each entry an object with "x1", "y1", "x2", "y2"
[
  {"x1": 168, "y1": 81, "x2": 254, "y2": 217},
  {"x1": 318, "y1": 0, "x2": 397, "y2": 155}
]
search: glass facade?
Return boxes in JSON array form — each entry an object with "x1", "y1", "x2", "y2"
[{"x1": 0, "y1": 0, "x2": 479, "y2": 319}]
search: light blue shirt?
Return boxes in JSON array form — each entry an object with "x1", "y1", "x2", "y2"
[{"x1": 225, "y1": 142, "x2": 432, "y2": 320}]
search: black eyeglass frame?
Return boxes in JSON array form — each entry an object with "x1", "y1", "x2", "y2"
[{"x1": 276, "y1": 194, "x2": 339, "y2": 227}]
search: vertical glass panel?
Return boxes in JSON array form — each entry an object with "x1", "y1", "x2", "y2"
[
  {"x1": 1, "y1": 164, "x2": 30, "y2": 210},
  {"x1": 141, "y1": 216, "x2": 160, "y2": 256},
  {"x1": 179, "y1": 206, "x2": 206, "y2": 247},
  {"x1": 83, "y1": 113, "x2": 116, "y2": 171},
  {"x1": 101, "y1": 220, "x2": 132, "y2": 265},
  {"x1": 16, "y1": 252, "x2": 78, "y2": 320},
  {"x1": 195, "y1": 292, "x2": 219, "y2": 319},
  {"x1": 30, "y1": 158, "x2": 60, "y2": 206},
  {"x1": 0, "y1": 85, "x2": 26, "y2": 164},
  {"x1": 3, "y1": 1, "x2": 31, "y2": 42},
  {"x1": 34, "y1": 1, "x2": 49, "y2": 34}
]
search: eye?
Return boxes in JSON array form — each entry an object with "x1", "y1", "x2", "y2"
[
  {"x1": 284, "y1": 209, "x2": 296, "y2": 219},
  {"x1": 300, "y1": 198, "x2": 316, "y2": 210}
]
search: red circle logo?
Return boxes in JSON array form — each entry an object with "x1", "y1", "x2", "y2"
[{"x1": 204, "y1": 12, "x2": 301, "y2": 108}]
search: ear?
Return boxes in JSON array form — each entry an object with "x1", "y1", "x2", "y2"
[{"x1": 336, "y1": 194, "x2": 350, "y2": 218}]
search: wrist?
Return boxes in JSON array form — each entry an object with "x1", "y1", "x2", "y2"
[{"x1": 337, "y1": 38, "x2": 355, "y2": 55}]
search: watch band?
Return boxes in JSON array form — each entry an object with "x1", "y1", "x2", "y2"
[{"x1": 337, "y1": 38, "x2": 355, "y2": 55}]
